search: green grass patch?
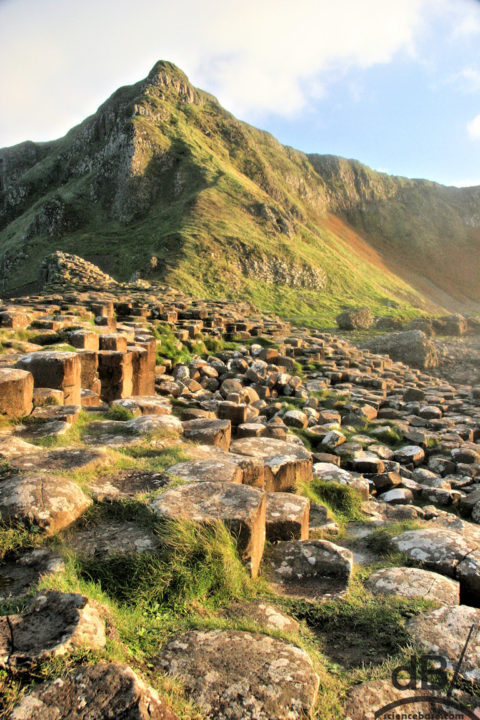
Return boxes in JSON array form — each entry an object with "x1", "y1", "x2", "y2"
[
  {"x1": 286, "y1": 580, "x2": 436, "y2": 670},
  {"x1": 301, "y1": 479, "x2": 365, "y2": 524},
  {"x1": 364, "y1": 520, "x2": 425, "y2": 558},
  {"x1": 105, "y1": 405, "x2": 136, "y2": 421}
]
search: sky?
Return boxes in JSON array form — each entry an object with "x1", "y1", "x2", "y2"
[{"x1": 1, "y1": 0, "x2": 480, "y2": 186}]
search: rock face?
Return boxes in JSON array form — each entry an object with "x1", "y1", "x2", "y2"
[
  {"x1": 0, "y1": 473, "x2": 92, "y2": 534},
  {"x1": 156, "y1": 629, "x2": 319, "y2": 720},
  {"x1": 10, "y1": 662, "x2": 179, "y2": 719},
  {"x1": 150, "y1": 482, "x2": 266, "y2": 577},
  {"x1": 336, "y1": 306, "x2": 373, "y2": 331},
  {"x1": 364, "y1": 330, "x2": 439, "y2": 369},
  {"x1": 0, "y1": 592, "x2": 105, "y2": 668},
  {"x1": 0, "y1": 368, "x2": 34, "y2": 418}
]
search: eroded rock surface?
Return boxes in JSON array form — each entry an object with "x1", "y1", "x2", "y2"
[{"x1": 157, "y1": 629, "x2": 319, "y2": 720}]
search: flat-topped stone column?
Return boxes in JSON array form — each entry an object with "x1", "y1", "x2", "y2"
[
  {"x1": 98, "y1": 350, "x2": 133, "y2": 401},
  {"x1": 0, "y1": 368, "x2": 34, "y2": 418},
  {"x1": 16, "y1": 351, "x2": 81, "y2": 406}
]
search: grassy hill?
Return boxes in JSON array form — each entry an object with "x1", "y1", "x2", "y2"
[{"x1": 1, "y1": 60, "x2": 480, "y2": 324}]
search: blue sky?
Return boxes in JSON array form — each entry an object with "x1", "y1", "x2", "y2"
[{"x1": 1, "y1": 0, "x2": 480, "y2": 186}]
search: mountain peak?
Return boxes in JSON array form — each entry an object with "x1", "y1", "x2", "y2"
[{"x1": 145, "y1": 60, "x2": 198, "y2": 103}]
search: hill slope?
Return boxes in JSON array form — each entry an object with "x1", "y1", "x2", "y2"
[{"x1": 1, "y1": 60, "x2": 480, "y2": 323}]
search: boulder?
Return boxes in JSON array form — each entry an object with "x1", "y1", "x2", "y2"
[
  {"x1": 390, "y1": 528, "x2": 474, "y2": 578},
  {"x1": 68, "y1": 329, "x2": 100, "y2": 351},
  {"x1": 124, "y1": 414, "x2": 183, "y2": 436},
  {"x1": 112, "y1": 396, "x2": 171, "y2": 416},
  {"x1": 336, "y1": 307, "x2": 373, "y2": 331},
  {"x1": 156, "y1": 629, "x2": 319, "y2": 720},
  {"x1": 364, "y1": 330, "x2": 439, "y2": 369}
]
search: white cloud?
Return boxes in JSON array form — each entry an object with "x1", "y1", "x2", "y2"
[
  {"x1": 467, "y1": 114, "x2": 480, "y2": 139},
  {"x1": 0, "y1": 0, "x2": 479, "y2": 147},
  {"x1": 451, "y1": 67, "x2": 480, "y2": 92},
  {"x1": 0, "y1": 0, "x2": 434, "y2": 146}
]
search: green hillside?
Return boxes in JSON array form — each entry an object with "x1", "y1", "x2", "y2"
[{"x1": 1, "y1": 60, "x2": 480, "y2": 324}]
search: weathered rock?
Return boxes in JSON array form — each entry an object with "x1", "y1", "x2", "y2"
[
  {"x1": 87, "y1": 469, "x2": 167, "y2": 501},
  {"x1": 224, "y1": 601, "x2": 299, "y2": 633},
  {"x1": 9, "y1": 447, "x2": 108, "y2": 474},
  {"x1": 390, "y1": 528, "x2": 474, "y2": 578},
  {"x1": 10, "y1": 662, "x2": 179, "y2": 719},
  {"x1": 32, "y1": 387, "x2": 64, "y2": 407},
  {"x1": 265, "y1": 539, "x2": 353, "y2": 600},
  {"x1": 16, "y1": 352, "x2": 81, "y2": 405},
  {"x1": 344, "y1": 680, "x2": 441, "y2": 720},
  {"x1": 66, "y1": 519, "x2": 159, "y2": 557},
  {"x1": 0, "y1": 550, "x2": 64, "y2": 602},
  {"x1": 394, "y1": 445, "x2": 425, "y2": 466},
  {"x1": 124, "y1": 414, "x2": 183, "y2": 436},
  {"x1": 364, "y1": 330, "x2": 439, "y2": 369},
  {"x1": 0, "y1": 436, "x2": 40, "y2": 459},
  {"x1": 98, "y1": 350, "x2": 133, "y2": 401},
  {"x1": 283, "y1": 409, "x2": 309, "y2": 429},
  {"x1": 112, "y1": 396, "x2": 171, "y2": 415},
  {"x1": 366, "y1": 566, "x2": 460, "y2": 604},
  {"x1": 150, "y1": 482, "x2": 266, "y2": 577},
  {"x1": 407, "y1": 605, "x2": 480, "y2": 683},
  {"x1": 0, "y1": 368, "x2": 33, "y2": 418},
  {"x1": 218, "y1": 401, "x2": 248, "y2": 426},
  {"x1": 231, "y1": 436, "x2": 312, "y2": 491},
  {"x1": 182, "y1": 418, "x2": 231, "y2": 450},
  {"x1": 336, "y1": 306, "x2": 373, "y2": 331},
  {"x1": 378, "y1": 488, "x2": 413, "y2": 504},
  {"x1": 0, "y1": 473, "x2": 92, "y2": 534},
  {"x1": 265, "y1": 492, "x2": 310, "y2": 541},
  {"x1": 163, "y1": 458, "x2": 243, "y2": 484},
  {"x1": 69, "y1": 329, "x2": 100, "y2": 351},
  {"x1": 156, "y1": 629, "x2": 319, "y2": 720},
  {"x1": 0, "y1": 592, "x2": 105, "y2": 668}
]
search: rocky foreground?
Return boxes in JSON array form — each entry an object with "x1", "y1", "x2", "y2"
[{"x1": 2, "y1": 264, "x2": 480, "y2": 718}]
